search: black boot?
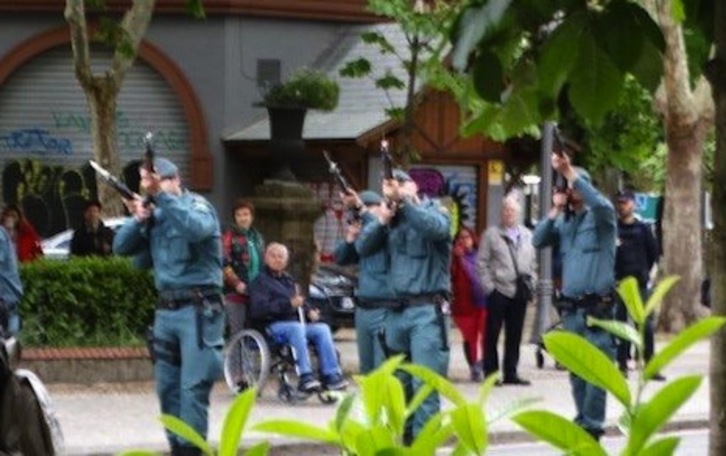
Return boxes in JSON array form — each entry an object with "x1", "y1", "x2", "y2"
[{"x1": 172, "y1": 445, "x2": 202, "y2": 456}]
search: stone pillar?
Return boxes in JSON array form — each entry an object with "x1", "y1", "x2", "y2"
[{"x1": 251, "y1": 180, "x2": 322, "y2": 293}]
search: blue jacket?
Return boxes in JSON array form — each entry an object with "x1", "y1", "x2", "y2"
[
  {"x1": 334, "y1": 212, "x2": 395, "y2": 302},
  {"x1": 0, "y1": 227, "x2": 23, "y2": 304},
  {"x1": 113, "y1": 190, "x2": 222, "y2": 291},
  {"x1": 248, "y1": 267, "x2": 304, "y2": 324},
  {"x1": 358, "y1": 198, "x2": 451, "y2": 297},
  {"x1": 532, "y1": 176, "x2": 616, "y2": 297}
]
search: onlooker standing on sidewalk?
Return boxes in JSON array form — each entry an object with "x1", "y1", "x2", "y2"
[
  {"x1": 532, "y1": 153, "x2": 617, "y2": 441},
  {"x1": 221, "y1": 199, "x2": 265, "y2": 337},
  {"x1": 360, "y1": 169, "x2": 451, "y2": 441},
  {"x1": 451, "y1": 226, "x2": 487, "y2": 382},
  {"x1": 614, "y1": 190, "x2": 662, "y2": 380},
  {"x1": 0, "y1": 223, "x2": 23, "y2": 336},
  {"x1": 1, "y1": 204, "x2": 43, "y2": 262},
  {"x1": 70, "y1": 200, "x2": 115, "y2": 257},
  {"x1": 114, "y1": 158, "x2": 225, "y2": 456},
  {"x1": 334, "y1": 190, "x2": 393, "y2": 374},
  {"x1": 477, "y1": 196, "x2": 536, "y2": 386}
]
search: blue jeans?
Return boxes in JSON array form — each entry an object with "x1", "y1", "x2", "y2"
[
  {"x1": 561, "y1": 306, "x2": 615, "y2": 434},
  {"x1": 268, "y1": 321, "x2": 341, "y2": 377},
  {"x1": 3, "y1": 301, "x2": 20, "y2": 337},
  {"x1": 153, "y1": 302, "x2": 225, "y2": 448}
]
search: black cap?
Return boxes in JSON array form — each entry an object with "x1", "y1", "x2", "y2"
[{"x1": 616, "y1": 190, "x2": 635, "y2": 201}]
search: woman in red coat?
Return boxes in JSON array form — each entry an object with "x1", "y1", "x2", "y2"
[
  {"x1": 1, "y1": 204, "x2": 43, "y2": 263},
  {"x1": 451, "y1": 226, "x2": 487, "y2": 382}
]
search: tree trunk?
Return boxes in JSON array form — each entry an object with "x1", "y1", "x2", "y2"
[
  {"x1": 658, "y1": 120, "x2": 709, "y2": 331},
  {"x1": 708, "y1": 2, "x2": 726, "y2": 453},
  {"x1": 87, "y1": 80, "x2": 124, "y2": 217},
  {"x1": 648, "y1": 0, "x2": 711, "y2": 332}
]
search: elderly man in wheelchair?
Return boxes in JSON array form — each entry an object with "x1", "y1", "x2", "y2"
[{"x1": 243, "y1": 242, "x2": 348, "y2": 396}]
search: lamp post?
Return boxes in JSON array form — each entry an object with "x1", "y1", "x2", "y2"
[{"x1": 529, "y1": 122, "x2": 555, "y2": 344}]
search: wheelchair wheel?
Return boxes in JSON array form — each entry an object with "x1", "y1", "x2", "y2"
[
  {"x1": 278, "y1": 382, "x2": 300, "y2": 404},
  {"x1": 223, "y1": 329, "x2": 271, "y2": 395},
  {"x1": 535, "y1": 349, "x2": 545, "y2": 369}
]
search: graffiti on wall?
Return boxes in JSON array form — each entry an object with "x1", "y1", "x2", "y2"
[
  {"x1": 308, "y1": 165, "x2": 478, "y2": 263},
  {"x1": 1, "y1": 158, "x2": 142, "y2": 238}
]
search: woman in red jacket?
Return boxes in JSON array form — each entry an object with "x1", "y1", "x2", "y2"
[
  {"x1": 1, "y1": 204, "x2": 43, "y2": 263},
  {"x1": 451, "y1": 226, "x2": 487, "y2": 382}
]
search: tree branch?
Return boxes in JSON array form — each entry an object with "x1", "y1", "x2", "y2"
[
  {"x1": 64, "y1": 0, "x2": 92, "y2": 89},
  {"x1": 110, "y1": 0, "x2": 156, "y2": 87}
]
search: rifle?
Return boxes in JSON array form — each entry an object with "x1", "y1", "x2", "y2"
[
  {"x1": 380, "y1": 139, "x2": 393, "y2": 181},
  {"x1": 89, "y1": 160, "x2": 136, "y2": 200},
  {"x1": 321, "y1": 150, "x2": 360, "y2": 222},
  {"x1": 142, "y1": 132, "x2": 156, "y2": 207},
  {"x1": 322, "y1": 150, "x2": 353, "y2": 194}
]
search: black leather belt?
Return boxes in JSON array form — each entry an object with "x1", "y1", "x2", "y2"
[
  {"x1": 357, "y1": 299, "x2": 396, "y2": 310},
  {"x1": 156, "y1": 286, "x2": 221, "y2": 310}
]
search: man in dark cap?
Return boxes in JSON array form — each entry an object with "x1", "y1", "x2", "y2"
[
  {"x1": 335, "y1": 189, "x2": 395, "y2": 374},
  {"x1": 614, "y1": 190, "x2": 662, "y2": 380},
  {"x1": 113, "y1": 157, "x2": 224, "y2": 456},
  {"x1": 533, "y1": 153, "x2": 617, "y2": 441},
  {"x1": 358, "y1": 169, "x2": 452, "y2": 441},
  {"x1": 70, "y1": 199, "x2": 115, "y2": 257}
]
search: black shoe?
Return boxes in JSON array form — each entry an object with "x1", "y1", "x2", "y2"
[
  {"x1": 298, "y1": 373, "x2": 321, "y2": 393},
  {"x1": 651, "y1": 372, "x2": 666, "y2": 381},
  {"x1": 502, "y1": 376, "x2": 531, "y2": 386},
  {"x1": 584, "y1": 427, "x2": 604, "y2": 442},
  {"x1": 322, "y1": 373, "x2": 349, "y2": 391}
]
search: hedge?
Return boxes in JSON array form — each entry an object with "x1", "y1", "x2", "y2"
[{"x1": 18, "y1": 257, "x2": 156, "y2": 347}]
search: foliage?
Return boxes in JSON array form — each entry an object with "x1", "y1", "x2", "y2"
[
  {"x1": 338, "y1": 0, "x2": 462, "y2": 164},
  {"x1": 512, "y1": 276, "x2": 726, "y2": 455},
  {"x1": 263, "y1": 68, "x2": 340, "y2": 111},
  {"x1": 254, "y1": 355, "x2": 536, "y2": 454},
  {"x1": 558, "y1": 76, "x2": 664, "y2": 190},
  {"x1": 444, "y1": 1, "x2": 666, "y2": 140},
  {"x1": 119, "y1": 388, "x2": 269, "y2": 456},
  {"x1": 18, "y1": 257, "x2": 155, "y2": 347}
]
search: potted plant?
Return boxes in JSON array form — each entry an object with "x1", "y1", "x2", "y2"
[{"x1": 262, "y1": 69, "x2": 340, "y2": 142}]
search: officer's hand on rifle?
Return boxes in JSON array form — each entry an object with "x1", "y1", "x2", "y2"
[
  {"x1": 123, "y1": 197, "x2": 153, "y2": 223},
  {"x1": 549, "y1": 190, "x2": 569, "y2": 220},
  {"x1": 382, "y1": 178, "x2": 401, "y2": 203},
  {"x1": 551, "y1": 152, "x2": 576, "y2": 183},
  {"x1": 341, "y1": 191, "x2": 363, "y2": 211},
  {"x1": 344, "y1": 221, "x2": 361, "y2": 243}
]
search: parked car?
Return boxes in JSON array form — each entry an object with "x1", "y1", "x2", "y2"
[
  {"x1": 307, "y1": 263, "x2": 357, "y2": 332},
  {"x1": 40, "y1": 217, "x2": 128, "y2": 260}
]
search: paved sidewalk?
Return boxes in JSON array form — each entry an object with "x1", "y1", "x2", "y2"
[{"x1": 51, "y1": 329, "x2": 711, "y2": 455}]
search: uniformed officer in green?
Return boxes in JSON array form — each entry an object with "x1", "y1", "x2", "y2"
[
  {"x1": 334, "y1": 190, "x2": 394, "y2": 374},
  {"x1": 359, "y1": 170, "x2": 452, "y2": 440},
  {"x1": 113, "y1": 158, "x2": 224, "y2": 456}
]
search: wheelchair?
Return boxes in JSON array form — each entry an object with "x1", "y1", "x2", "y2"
[{"x1": 222, "y1": 327, "x2": 340, "y2": 404}]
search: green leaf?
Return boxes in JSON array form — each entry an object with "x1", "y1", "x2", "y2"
[
  {"x1": 354, "y1": 426, "x2": 396, "y2": 455},
  {"x1": 499, "y1": 86, "x2": 541, "y2": 135},
  {"x1": 625, "y1": 376, "x2": 701, "y2": 454},
  {"x1": 410, "y1": 413, "x2": 454, "y2": 454},
  {"x1": 334, "y1": 393, "x2": 356, "y2": 432},
  {"x1": 339, "y1": 58, "x2": 373, "y2": 79},
  {"x1": 511, "y1": 410, "x2": 606, "y2": 456},
  {"x1": 644, "y1": 276, "x2": 681, "y2": 318},
  {"x1": 159, "y1": 415, "x2": 214, "y2": 456},
  {"x1": 472, "y1": 50, "x2": 505, "y2": 102},
  {"x1": 376, "y1": 73, "x2": 406, "y2": 91},
  {"x1": 538, "y1": 12, "x2": 587, "y2": 98},
  {"x1": 253, "y1": 420, "x2": 340, "y2": 444},
  {"x1": 587, "y1": 318, "x2": 642, "y2": 352},
  {"x1": 645, "y1": 317, "x2": 726, "y2": 379},
  {"x1": 639, "y1": 435, "x2": 680, "y2": 456},
  {"x1": 568, "y1": 29, "x2": 625, "y2": 125},
  {"x1": 595, "y1": 2, "x2": 646, "y2": 72},
  {"x1": 406, "y1": 383, "x2": 435, "y2": 419},
  {"x1": 544, "y1": 332, "x2": 631, "y2": 407},
  {"x1": 617, "y1": 277, "x2": 645, "y2": 325},
  {"x1": 245, "y1": 441, "x2": 271, "y2": 456},
  {"x1": 477, "y1": 371, "x2": 500, "y2": 405},
  {"x1": 671, "y1": 0, "x2": 686, "y2": 23},
  {"x1": 219, "y1": 388, "x2": 257, "y2": 456},
  {"x1": 487, "y1": 396, "x2": 541, "y2": 424},
  {"x1": 451, "y1": 404, "x2": 487, "y2": 454},
  {"x1": 185, "y1": 0, "x2": 206, "y2": 19},
  {"x1": 400, "y1": 364, "x2": 467, "y2": 406},
  {"x1": 360, "y1": 368, "x2": 407, "y2": 433},
  {"x1": 361, "y1": 31, "x2": 395, "y2": 54},
  {"x1": 451, "y1": 0, "x2": 513, "y2": 72}
]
